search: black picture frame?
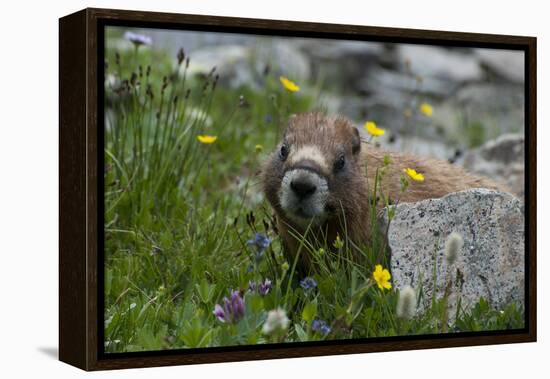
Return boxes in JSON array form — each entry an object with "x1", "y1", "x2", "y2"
[{"x1": 59, "y1": 7, "x2": 537, "y2": 371}]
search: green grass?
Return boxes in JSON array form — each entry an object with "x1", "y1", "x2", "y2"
[{"x1": 103, "y1": 36, "x2": 524, "y2": 353}]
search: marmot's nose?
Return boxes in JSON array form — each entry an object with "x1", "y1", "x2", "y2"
[{"x1": 290, "y1": 179, "x2": 317, "y2": 199}]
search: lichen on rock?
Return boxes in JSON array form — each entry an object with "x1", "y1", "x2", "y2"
[{"x1": 381, "y1": 189, "x2": 524, "y2": 320}]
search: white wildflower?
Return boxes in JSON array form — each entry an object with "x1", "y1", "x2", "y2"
[
  {"x1": 396, "y1": 285, "x2": 417, "y2": 320},
  {"x1": 262, "y1": 308, "x2": 290, "y2": 335},
  {"x1": 444, "y1": 231, "x2": 463, "y2": 266}
]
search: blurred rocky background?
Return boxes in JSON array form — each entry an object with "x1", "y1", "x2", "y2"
[{"x1": 116, "y1": 28, "x2": 525, "y2": 200}]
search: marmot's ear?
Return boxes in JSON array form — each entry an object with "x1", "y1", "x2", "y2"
[{"x1": 351, "y1": 127, "x2": 361, "y2": 155}]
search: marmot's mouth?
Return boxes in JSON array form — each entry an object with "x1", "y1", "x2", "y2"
[
  {"x1": 325, "y1": 204, "x2": 336, "y2": 214},
  {"x1": 284, "y1": 204, "x2": 328, "y2": 227},
  {"x1": 295, "y1": 207, "x2": 314, "y2": 219}
]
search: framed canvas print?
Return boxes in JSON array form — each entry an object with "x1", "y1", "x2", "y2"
[{"x1": 59, "y1": 8, "x2": 536, "y2": 371}]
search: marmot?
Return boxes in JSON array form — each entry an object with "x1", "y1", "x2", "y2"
[{"x1": 261, "y1": 112, "x2": 506, "y2": 270}]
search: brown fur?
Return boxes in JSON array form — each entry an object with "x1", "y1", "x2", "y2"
[{"x1": 261, "y1": 112, "x2": 506, "y2": 271}]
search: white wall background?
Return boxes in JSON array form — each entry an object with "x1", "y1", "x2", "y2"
[{"x1": 0, "y1": 0, "x2": 545, "y2": 377}]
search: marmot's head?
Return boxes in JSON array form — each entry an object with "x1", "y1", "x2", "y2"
[{"x1": 262, "y1": 112, "x2": 364, "y2": 228}]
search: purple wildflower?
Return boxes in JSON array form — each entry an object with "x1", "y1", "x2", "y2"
[
  {"x1": 249, "y1": 278, "x2": 272, "y2": 296},
  {"x1": 259, "y1": 279, "x2": 272, "y2": 296},
  {"x1": 312, "y1": 319, "x2": 331, "y2": 336},
  {"x1": 212, "y1": 290, "x2": 245, "y2": 324},
  {"x1": 124, "y1": 31, "x2": 152, "y2": 47},
  {"x1": 213, "y1": 304, "x2": 226, "y2": 322},
  {"x1": 246, "y1": 233, "x2": 271, "y2": 254},
  {"x1": 300, "y1": 277, "x2": 317, "y2": 291}
]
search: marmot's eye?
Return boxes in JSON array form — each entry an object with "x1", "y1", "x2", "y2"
[
  {"x1": 334, "y1": 154, "x2": 346, "y2": 171},
  {"x1": 279, "y1": 144, "x2": 289, "y2": 161}
]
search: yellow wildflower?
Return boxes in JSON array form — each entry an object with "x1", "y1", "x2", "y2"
[
  {"x1": 419, "y1": 102, "x2": 434, "y2": 117},
  {"x1": 404, "y1": 168, "x2": 425, "y2": 182},
  {"x1": 197, "y1": 135, "x2": 217, "y2": 144},
  {"x1": 255, "y1": 144, "x2": 264, "y2": 153},
  {"x1": 373, "y1": 264, "x2": 392, "y2": 290},
  {"x1": 333, "y1": 234, "x2": 344, "y2": 249},
  {"x1": 279, "y1": 76, "x2": 300, "y2": 92},
  {"x1": 364, "y1": 121, "x2": 385, "y2": 137}
]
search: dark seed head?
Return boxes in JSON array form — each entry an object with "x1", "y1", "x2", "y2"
[
  {"x1": 177, "y1": 47, "x2": 185, "y2": 65},
  {"x1": 212, "y1": 74, "x2": 219, "y2": 90},
  {"x1": 146, "y1": 84, "x2": 154, "y2": 99}
]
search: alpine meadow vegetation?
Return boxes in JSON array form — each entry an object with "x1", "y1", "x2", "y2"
[{"x1": 103, "y1": 29, "x2": 523, "y2": 353}]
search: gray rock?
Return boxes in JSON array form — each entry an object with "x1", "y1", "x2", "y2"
[
  {"x1": 459, "y1": 134, "x2": 525, "y2": 200},
  {"x1": 397, "y1": 45, "x2": 483, "y2": 82},
  {"x1": 134, "y1": 29, "x2": 258, "y2": 56},
  {"x1": 474, "y1": 48, "x2": 525, "y2": 83},
  {"x1": 255, "y1": 41, "x2": 311, "y2": 81},
  {"x1": 180, "y1": 44, "x2": 252, "y2": 87},
  {"x1": 432, "y1": 82, "x2": 525, "y2": 147},
  {"x1": 360, "y1": 66, "x2": 455, "y2": 98},
  {"x1": 296, "y1": 40, "x2": 384, "y2": 91},
  {"x1": 295, "y1": 39, "x2": 384, "y2": 61},
  {"x1": 382, "y1": 189, "x2": 524, "y2": 320},
  {"x1": 375, "y1": 134, "x2": 455, "y2": 161},
  {"x1": 455, "y1": 82, "x2": 524, "y2": 111},
  {"x1": 178, "y1": 42, "x2": 311, "y2": 89}
]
